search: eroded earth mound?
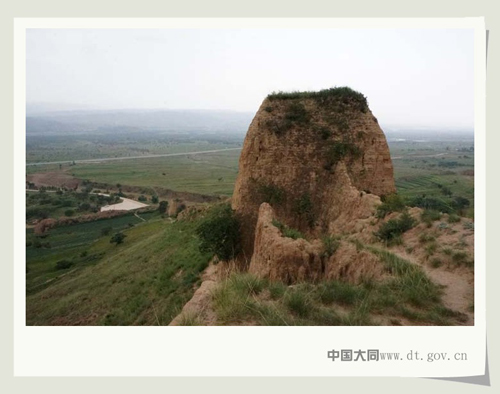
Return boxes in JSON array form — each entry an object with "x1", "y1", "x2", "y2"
[{"x1": 232, "y1": 88, "x2": 395, "y2": 278}]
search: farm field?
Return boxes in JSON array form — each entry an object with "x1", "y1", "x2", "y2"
[
  {"x1": 387, "y1": 134, "x2": 474, "y2": 216},
  {"x1": 68, "y1": 149, "x2": 241, "y2": 196},
  {"x1": 26, "y1": 130, "x2": 244, "y2": 164},
  {"x1": 27, "y1": 148, "x2": 242, "y2": 197},
  {"x1": 27, "y1": 130, "x2": 475, "y2": 205}
]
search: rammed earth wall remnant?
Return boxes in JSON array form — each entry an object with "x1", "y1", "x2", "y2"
[{"x1": 232, "y1": 87, "x2": 395, "y2": 267}]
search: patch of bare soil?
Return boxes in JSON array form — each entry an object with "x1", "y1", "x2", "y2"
[{"x1": 27, "y1": 171, "x2": 80, "y2": 189}]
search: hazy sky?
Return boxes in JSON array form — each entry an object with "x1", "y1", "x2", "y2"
[{"x1": 26, "y1": 28, "x2": 474, "y2": 129}]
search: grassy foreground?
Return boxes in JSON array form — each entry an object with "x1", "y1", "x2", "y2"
[{"x1": 207, "y1": 248, "x2": 467, "y2": 326}]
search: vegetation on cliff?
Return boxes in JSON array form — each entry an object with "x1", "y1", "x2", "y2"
[
  {"x1": 196, "y1": 203, "x2": 241, "y2": 261},
  {"x1": 267, "y1": 86, "x2": 369, "y2": 113}
]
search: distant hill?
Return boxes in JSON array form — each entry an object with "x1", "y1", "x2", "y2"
[{"x1": 26, "y1": 108, "x2": 254, "y2": 135}]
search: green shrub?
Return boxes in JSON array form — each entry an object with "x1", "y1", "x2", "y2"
[
  {"x1": 272, "y1": 219, "x2": 304, "y2": 240},
  {"x1": 375, "y1": 211, "x2": 416, "y2": 243},
  {"x1": 151, "y1": 195, "x2": 159, "y2": 204},
  {"x1": 264, "y1": 118, "x2": 288, "y2": 136},
  {"x1": 430, "y1": 258, "x2": 442, "y2": 268},
  {"x1": 324, "y1": 140, "x2": 361, "y2": 170},
  {"x1": 175, "y1": 202, "x2": 187, "y2": 216},
  {"x1": 442, "y1": 247, "x2": 453, "y2": 256},
  {"x1": 268, "y1": 281, "x2": 287, "y2": 300},
  {"x1": 321, "y1": 236, "x2": 340, "y2": 258},
  {"x1": 257, "y1": 183, "x2": 285, "y2": 206},
  {"x1": 421, "y1": 209, "x2": 442, "y2": 223},
  {"x1": 101, "y1": 226, "x2": 112, "y2": 236},
  {"x1": 60, "y1": 199, "x2": 74, "y2": 207},
  {"x1": 318, "y1": 126, "x2": 332, "y2": 140},
  {"x1": 110, "y1": 232, "x2": 127, "y2": 245},
  {"x1": 447, "y1": 214, "x2": 461, "y2": 223},
  {"x1": 284, "y1": 289, "x2": 312, "y2": 318},
  {"x1": 26, "y1": 207, "x2": 49, "y2": 220},
  {"x1": 440, "y1": 186, "x2": 453, "y2": 197},
  {"x1": 265, "y1": 102, "x2": 310, "y2": 136},
  {"x1": 352, "y1": 239, "x2": 365, "y2": 251},
  {"x1": 293, "y1": 193, "x2": 314, "y2": 226},
  {"x1": 452, "y1": 251, "x2": 469, "y2": 266},
  {"x1": 376, "y1": 194, "x2": 406, "y2": 218},
  {"x1": 419, "y1": 233, "x2": 435, "y2": 244},
  {"x1": 78, "y1": 202, "x2": 91, "y2": 211},
  {"x1": 452, "y1": 196, "x2": 470, "y2": 211},
  {"x1": 64, "y1": 209, "x2": 75, "y2": 217},
  {"x1": 437, "y1": 222, "x2": 449, "y2": 230},
  {"x1": 211, "y1": 273, "x2": 266, "y2": 323},
  {"x1": 326, "y1": 114, "x2": 351, "y2": 132},
  {"x1": 463, "y1": 221, "x2": 474, "y2": 230},
  {"x1": 318, "y1": 281, "x2": 366, "y2": 306},
  {"x1": 284, "y1": 102, "x2": 310, "y2": 125},
  {"x1": 55, "y1": 260, "x2": 73, "y2": 270},
  {"x1": 425, "y1": 242, "x2": 437, "y2": 256},
  {"x1": 158, "y1": 201, "x2": 168, "y2": 214},
  {"x1": 196, "y1": 204, "x2": 241, "y2": 261}
]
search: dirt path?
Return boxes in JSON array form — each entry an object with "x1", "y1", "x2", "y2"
[
  {"x1": 424, "y1": 267, "x2": 474, "y2": 324},
  {"x1": 134, "y1": 212, "x2": 146, "y2": 222},
  {"x1": 391, "y1": 249, "x2": 474, "y2": 325}
]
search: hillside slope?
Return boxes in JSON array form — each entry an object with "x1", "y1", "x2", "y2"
[{"x1": 26, "y1": 215, "x2": 212, "y2": 325}]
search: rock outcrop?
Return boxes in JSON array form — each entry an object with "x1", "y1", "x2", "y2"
[
  {"x1": 232, "y1": 88, "x2": 395, "y2": 279},
  {"x1": 249, "y1": 203, "x2": 324, "y2": 283},
  {"x1": 249, "y1": 203, "x2": 384, "y2": 283}
]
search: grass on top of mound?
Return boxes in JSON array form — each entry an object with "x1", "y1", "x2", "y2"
[{"x1": 266, "y1": 86, "x2": 368, "y2": 113}]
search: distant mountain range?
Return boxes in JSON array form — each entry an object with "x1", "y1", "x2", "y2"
[
  {"x1": 25, "y1": 104, "x2": 473, "y2": 138},
  {"x1": 26, "y1": 108, "x2": 255, "y2": 134}
]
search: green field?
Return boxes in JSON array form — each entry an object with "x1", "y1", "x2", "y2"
[
  {"x1": 387, "y1": 137, "x2": 474, "y2": 216},
  {"x1": 26, "y1": 211, "x2": 158, "y2": 292},
  {"x1": 67, "y1": 149, "x2": 241, "y2": 196},
  {"x1": 27, "y1": 141, "x2": 474, "y2": 205},
  {"x1": 26, "y1": 211, "x2": 213, "y2": 325},
  {"x1": 26, "y1": 131, "x2": 243, "y2": 164}
]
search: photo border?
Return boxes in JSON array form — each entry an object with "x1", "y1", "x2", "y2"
[{"x1": 13, "y1": 17, "x2": 486, "y2": 378}]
